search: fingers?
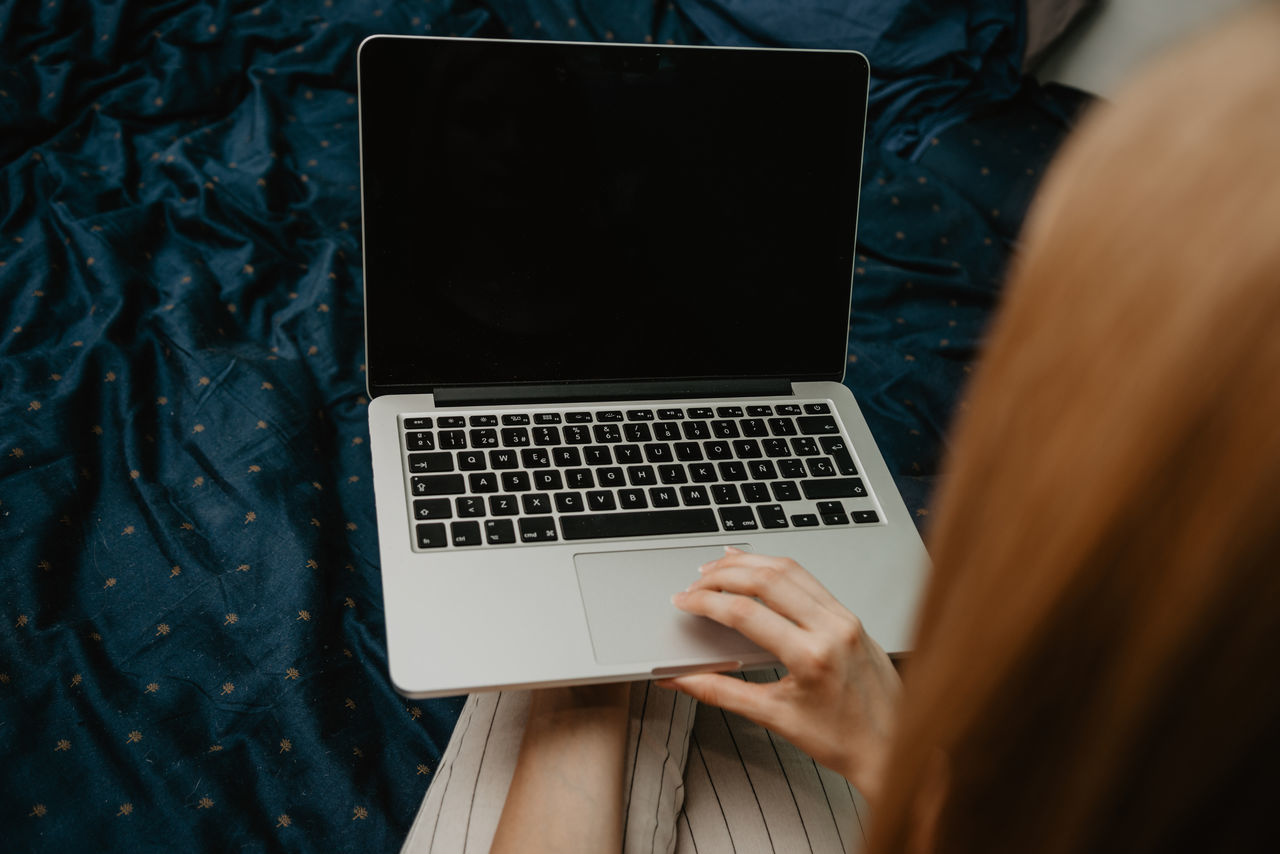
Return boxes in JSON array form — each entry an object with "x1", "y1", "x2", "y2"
[
  {"x1": 656, "y1": 673, "x2": 775, "y2": 729},
  {"x1": 672, "y1": 585, "x2": 806, "y2": 659},
  {"x1": 700, "y1": 549, "x2": 849, "y2": 617}
]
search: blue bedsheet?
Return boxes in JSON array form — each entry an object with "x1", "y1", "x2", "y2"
[{"x1": 1, "y1": 1, "x2": 1087, "y2": 848}]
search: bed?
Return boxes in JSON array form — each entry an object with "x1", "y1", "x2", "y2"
[{"x1": 1, "y1": 1, "x2": 1089, "y2": 848}]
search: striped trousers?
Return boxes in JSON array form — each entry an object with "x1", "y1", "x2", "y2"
[{"x1": 403, "y1": 670, "x2": 870, "y2": 853}]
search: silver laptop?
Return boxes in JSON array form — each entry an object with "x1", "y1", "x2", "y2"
[{"x1": 358, "y1": 35, "x2": 929, "y2": 698}]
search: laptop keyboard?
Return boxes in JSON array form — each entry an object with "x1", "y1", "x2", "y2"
[{"x1": 400, "y1": 401, "x2": 882, "y2": 550}]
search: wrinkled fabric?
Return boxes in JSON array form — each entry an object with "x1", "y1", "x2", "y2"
[{"x1": 0, "y1": 0, "x2": 1088, "y2": 850}]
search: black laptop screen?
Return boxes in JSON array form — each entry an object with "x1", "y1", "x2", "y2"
[{"x1": 359, "y1": 37, "x2": 867, "y2": 395}]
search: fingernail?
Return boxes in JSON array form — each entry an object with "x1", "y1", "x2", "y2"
[
  {"x1": 725, "y1": 545, "x2": 742, "y2": 554},
  {"x1": 698, "y1": 561, "x2": 713, "y2": 573}
]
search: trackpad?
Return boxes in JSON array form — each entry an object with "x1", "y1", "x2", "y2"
[{"x1": 575, "y1": 545, "x2": 766, "y2": 665}]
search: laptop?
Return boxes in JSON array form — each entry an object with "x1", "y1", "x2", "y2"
[{"x1": 357, "y1": 35, "x2": 929, "y2": 698}]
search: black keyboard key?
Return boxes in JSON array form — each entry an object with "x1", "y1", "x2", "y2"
[
  {"x1": 763, "y1": 439, "x2": 789, "y2": 458},
  {"x1": 776, "y1": 404, "x2": 801, "y2": 416},
  {"x1": 416, "y1": 523, "x2": 448, "y2": 549},
  {"x1": 654, "y1": 422, "x2": 681, "y2": 441},
  {"x1": 521, "y1": 493, "x2": 552, "y2": 515},
  {"x1": 470, "y1": 428, "x2": 498, "y2": 447},
  {"x1": 758, "y1": 504, "x2": 789, "y2": 528},
  {"x1": 689, "y1": 463, "x2": 717, "y2": 483},
  {"x1": 741, "y1": 419, "x2": 768, "y2": 437},
  {"x1": 748, "y1": 460, "x2": 777, "y2": 481},
  {"x1": 675, "y1": 442, "x2": 703, "y2": 461},
  {"x1": 817, "y1": 501, "x2": 844, "y2": 515},
  {"x1": 649, "y1": 487, "x2": 679, "y2": 508},
  {"x1": 718, "y1": 461, "x2": 748, "y2": 482},
  {"x1": 806, "y1": 458, "x2": 836, "y2": 478},
  {"x1": 533, "y1": 426, "x2": 562, "y2": 445},
  {"x1": 489, "y1": 495, "x2": 519, "y2": 516},
  {"x1": 791, "y1": 437, "x2": 820, "y2": 456},
  {"x1": 626, "y1": 409, "x2": 655, "y2": 421},
  {"x1": 852, "y1": 510, "x2": 880, "y2": 524},
  {"x1": 819, "y1": 437, "x2": 858, "y2": 475},
  {"x1": 489, "y1": 449, "x2": 519, "y2": 470},
  {"x1": 519, "y1": 517, "x2": 558, "y2": 542},
  {"x1": 680, "y1": 485, "x2": 711, "y2": 506},
  {"x1": 687, "y1": 407, "x2": 713, "y2": 418},
  {"x1": 555, "y1": 492, "x2": 585, "y2": 513},
  {"x1": 732, "y1": 439, "x2": 762, "y2": 459},
  {"x1": 741, "y1": 483, "x2": 771, "y2": 503},
  {"x1": 682, "y1": 420, "x2": 710, "y2": 440},
  {"x1": 712, "y1": 420, "x2": 740, "y2": 439},
  {"x1": 566, "y1": 468, "x2": 595, "y2": 489},
  {"x1": 804, "y1": 402, "x2": 832, "y2": 414},
  {"x1": 705, "y1": 441, "x2": 732, "y2": 460},
  {"x1": 456, "y1": 496, "x2": 486, "y2": 517},
  {"x1": 779, "y1": 459, "x2": 806, "y2": 479},
  {"x1": 405, "y1": 431, "x2": 435, "y2": 451},
  {"x1": 502, "y1": 413, "x2": 531, "y2": 426},
  {"x1": 502, "y1": 427, "x2": 531, "y2": 447},
  {"x1": 451, "y1": 521, "x2": 482, "y2": 546},
  {"x1": 534, "y1": 470, "x2": 563, "y2": 491},
  {"x1": 413, "y1": 498, "x2": 452, "y2": 520},
  {"x1": 535, "y1": 412, "x2": 562, "y2": 424},
  {"x1": 522, "y1": 448, "x2": 551, "y2": 468},
  {"x1": 468, "y1": 472, "x2": 499, "y2": 493},
  {"x1": 798, "y1": 416, "x2": 840, "y2": 435},
  {"x1": 408, "y1": 452, "x2": 453, "y2": 474},
  {"x1": 439, "y1": 430, "x2": 467, "y2": 449},
  {"x1": 587, "y1": 490, "x2": 617, "y2": 511},
  {"x1": 560, "y1": 509, "x2": 718, "y2": 540},
  {"x1": 658, "y1": 464, "x2": 687, "y2": 484},
  {"x1": 746, "y1": 405, "x2": 772, "y2": 417},
  {"x1": 716, "y1": 406, "x2": 744, "y2": 418},
  {"x1": 791, "y1": 513, "x2": 819, "y2": 527},
  {"x1": 584, "y1": 445, "x2": 612, "y2": 466},
  {"x1": 593, "y1": 424, "x2": 622, "y2": 443},
  {"x1": 596, "y1": 467, "x2": 625, "y2": 488},
  {"x1": 458, "y1": 451, "x2": 486, "y2": 471},
  {"x1": 822, "y1": 510, "x2": 850, "y2": 526},
  {"x1": 627, "y1": 465, "x2": 656, "y2": 486},
  {"x1": 802, "y1": 478, "x2": 867, "y2": 500},
  {"x1": 771, "y1": 481, "x2": 801, "y2": 502},
  {"x1": 597, "y1": 410, "x2": 624, "y2": 422},
  {"x1": 718, "y1": 506, "x2": 758, "y2": 532},
  {"x1": 712, "y1": 484, "x2": 741, "y2": 505},
  {"x1": 643, "y1": 443, "x2": 674, "y2": 464},
  {"x1": 566, "y1": 411, "x2": 593, "y2": 423},
  {"x1": 469, "y1": 415, "x2": 498, "y2": 427},
  {"x1": 767, "y1": 418, "x2": 797, "y2": 436},
  {"x1": 619, "y1": 489, "x2": 648, "y2": 510},
  {"x1": 411, "y1": 474, "x2": 464, "y2": 496},
  {"x1": 502, "y1": 471, "x2": 531, "y2": 492},
  {"x1": 624, "y1": 423, "x2": 652, "y2": 443},
  {"x1": 657, "y1": 408, "x2": 684, "y2": 420},
  {"x1": 404, "y1": 416, "x2": 433, "y2": 430},
  {"x1": 615, "y1": 444, "x2": 642, "y2": 465},
  {"x1": 554, "y1": 447, "x2": 582, "y2": 467},
  {"x1": 563, "y1": 424, "x2": 591, "y2": 444},
  {"x1": 438, "y1": 416, "x2": 466, "y2": 428},
  {"x1": 485, "y1": 519, "x2": 517, "y2": 544}
]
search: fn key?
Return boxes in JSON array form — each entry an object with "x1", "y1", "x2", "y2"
[{"x1": 416, "y1": 523, "x2": 448, "y2": 549}]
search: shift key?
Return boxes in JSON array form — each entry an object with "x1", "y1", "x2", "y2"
[
  {"x1": 411, "y1": 474, "x2": 465, "y2": 496},
  {"x1": 800, "y1": 477, "x2": 867, "y2": 500}
]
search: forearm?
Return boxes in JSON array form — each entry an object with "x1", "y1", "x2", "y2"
[{"x1": 491, "y1": 683, "x2": 631, "y2": 854}]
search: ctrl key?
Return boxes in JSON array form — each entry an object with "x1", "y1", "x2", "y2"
[{"x1": 415, "y1": 523, "x2": 448, "y2": 549}]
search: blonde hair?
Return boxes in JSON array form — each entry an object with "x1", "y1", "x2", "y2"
[{"x1": 871, "y1": 5, "x2": 1280, "y2": 851}]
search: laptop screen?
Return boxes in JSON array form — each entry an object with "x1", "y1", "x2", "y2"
[{"x1": 359, "y1": 37, "x2": 868, "y2": 396}]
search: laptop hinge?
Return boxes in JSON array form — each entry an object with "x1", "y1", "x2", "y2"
[{"x1": 432, "y1": 379, "x2": 793, "y2": 408}]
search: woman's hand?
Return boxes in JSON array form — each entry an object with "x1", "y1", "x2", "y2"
[{"x1": 661, "y1": 548, "x2": 901, "y2": 801}]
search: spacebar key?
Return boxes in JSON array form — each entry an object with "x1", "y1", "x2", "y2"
[{"x1": 561, "y1": 509, "x2": 719, "y2": 540}]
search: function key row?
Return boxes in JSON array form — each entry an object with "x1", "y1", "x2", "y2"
[{"x1": 403, "y1": 402, "x2": 831, "y2": 431}]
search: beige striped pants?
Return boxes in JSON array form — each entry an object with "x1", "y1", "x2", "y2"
[{"x1": 403, "y1": 670, "x2": 869, "y2": 853}]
